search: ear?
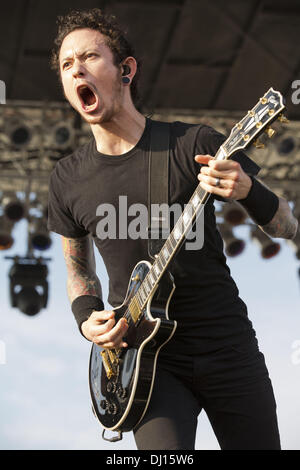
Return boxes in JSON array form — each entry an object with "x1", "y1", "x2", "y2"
[{"x1": 121, "y1": 57, "x2": 137, "y2": 80}]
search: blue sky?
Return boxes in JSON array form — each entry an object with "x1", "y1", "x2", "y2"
[{"x1": 1, "y1": 220, "x2": 300, "y2": 450}]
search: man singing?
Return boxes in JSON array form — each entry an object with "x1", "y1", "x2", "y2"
[{"x1": 47, "y1": 8, "x2": 297, "y2": 450}]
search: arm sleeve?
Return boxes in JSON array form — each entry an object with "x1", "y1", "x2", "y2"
[{"x1": 47, "y1": 166, "x2": 89, "y2": 238}]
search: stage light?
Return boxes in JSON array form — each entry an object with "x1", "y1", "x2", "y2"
[
  {"x1": 277, "y1": 135, "x2": 297, "y2": 156},
  {"x1": 222, "y1": 202, "x2": 247, "y2": 226},
  {"x1": 2, "y1": 195, "x2": 25, "y2": 222},
  {"x1": 218, "y1": 224, "x2": 246, "y2": 257},
  {"x1": 9, "y1": 123, "x2": 32, "y2": 148},
  {"x1": 9, "y1": 259, "x2": 48, "y2": 316},
  {"x1": 0, "y1": 215, "x2": 14, "y2": 251},
  {"x1": 251, "y1": 227, "x2": 281, "y2": 259},
  {"x1": 53, "y1": 122, "x2": 74, "y2": 149},
  {"x1": 29, "y1": 217, "x2": 52, "y2": 251}
]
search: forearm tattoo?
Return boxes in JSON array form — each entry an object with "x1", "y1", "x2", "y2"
[
  {"x1": 261, "y1": 197, "x2": 298, "y2": 239},
  {"x1": 62, "y1": 235, "x2": 102, "y2": 303}
]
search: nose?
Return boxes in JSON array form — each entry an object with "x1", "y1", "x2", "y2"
[{"x1": 72, "y1": 59, "x2": 85, "y2": 79}]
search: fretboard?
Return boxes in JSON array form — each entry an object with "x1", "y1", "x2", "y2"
[
  {"x1": 131, "y1": 146, "x2": 226, "y2": 318},
  {"x1": 127, "y1": 87, "x2": 286, "y2": 323}
]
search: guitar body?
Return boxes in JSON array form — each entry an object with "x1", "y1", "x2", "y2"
[{"x1": 89, "y1": 260, "x2": 177, "y2": 432}]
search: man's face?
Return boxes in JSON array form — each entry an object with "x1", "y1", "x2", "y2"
[{"x1": 59, "y1": 28, "x2": 124, "y2": 125}]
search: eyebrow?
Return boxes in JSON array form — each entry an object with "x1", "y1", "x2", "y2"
[
  {"x1": 60, "y1": 44, "x2": 103, "y2": 64},
  {"x1": 61, "y1": 51, "x2": 86, "y2": 63}
]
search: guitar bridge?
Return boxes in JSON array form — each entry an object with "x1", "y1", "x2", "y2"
[
  {"x1": 101, "y1": 350, "x2": 114, "y2": 379},
  {"x1": 101, "y1": 349, "x2": 119, "y2": 379}
]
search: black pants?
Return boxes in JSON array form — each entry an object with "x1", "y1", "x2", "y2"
[{"x1": 133, "y1": 337, "x2": 281, "y2": 450}]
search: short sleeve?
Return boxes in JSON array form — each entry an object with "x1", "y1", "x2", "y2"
[
  {"x1": 196, "y1": 125, "x2": 261, "y2": 177},
  {"x1": 47, "y1": 166, "x2": 89, "y2": 238}
]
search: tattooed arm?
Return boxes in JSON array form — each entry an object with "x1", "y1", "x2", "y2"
[
  {"x1": 259, "y1": 196, "x2": 298, "y2": 240},
  {"x1": 62, "y1": 234, "x2": 102, "y2": 302},
  {"x1": 62, "y1": 234, "x2": 128, "y2": 348}
]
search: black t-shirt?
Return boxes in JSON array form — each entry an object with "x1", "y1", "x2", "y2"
[{"x1": 47, "y1": 118, "x2": 260, "y2": 353}]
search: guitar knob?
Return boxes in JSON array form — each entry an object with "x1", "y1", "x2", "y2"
[
  {"x1": 131, "y1": 274, "x2": 140, "y2": 282},
  {"x1": 117, "y1": 386, "x2": 128, "y2": 400},
  {"x1": 100, "y1": 400, "x2": 108, "y2": 410},
  {"x1": 108, "y1": 403, "x2": 118, "y2": 415},
  {"x1": 107, "y1": 381, "x2": 117, "y2": 393}
]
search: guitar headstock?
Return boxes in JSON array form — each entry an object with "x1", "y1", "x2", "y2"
[{"x1": 222, "y1": 88, "x2": 286, "y2": 158}]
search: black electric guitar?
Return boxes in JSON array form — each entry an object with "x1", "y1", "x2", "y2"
[{"x1": 89, "y1": 88, "x2": 286, "y2": 440}]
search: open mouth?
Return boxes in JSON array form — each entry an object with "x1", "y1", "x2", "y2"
[{"x1": 77, "y1": 85, "x2": 99, "y2": 112}]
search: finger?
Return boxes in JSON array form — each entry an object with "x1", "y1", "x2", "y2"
[
  {"x1": 200, "y1": 166, "x2": 239, "y2": 182},
  {"x1": 194, "y1": 154, "x2": 214, "y2": 165},
  {"x1": 198, "y1": 173, "x2": 231, "y2": 189},
  {"x1": 90, "y1": 318, "x2": 116, "y2": 339},
  {"x1": 101, "y1": 332, "x2": 128, "y2": 349},
  {"x1": 91, "y1": 310, "x2": 115, "y2": 323},
  {"x1": 100, "y1": 339, "x2": 128, "y2": 349},
  {"x1": 198, "y1": 179, "x2": 234, "y2": 198},
  {"x1": 207, "y1": 159, "x2": 240, "y2": 172},
  {"x1": 95, "y1": 318, "x2": 128, "y2": 348}
]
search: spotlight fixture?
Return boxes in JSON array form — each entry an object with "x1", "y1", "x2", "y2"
[
  {"x1": 29, "y1": 217, "x2": 52, "y2": 251},
  {"x1": 2, "y1": 195, "x2": 25, "y2": 222},
  {"x1": 52, "y1": 122, "x2": 74, "y2": 149},
  {"x1": 0, "y1": 215, "x2": 14, "y2": 251},
  {"x1": 276, "y1": 134, "x2": 297, "y2": 156},
  {"x1": 218, "y1": 224, "x2": 246, "y2": 257},
  {"x1": 8, "y1": 258, "x2": 48, "y2": 316},
  {"x1": 251, "y1": 227, "x2": 281, "y2": 259},
  {"x1": 222, "y1": 201, "x2": 248, "y2": 226},
  {"x1": 9, "y1": 123, "x2": 32, "y2": 148}
]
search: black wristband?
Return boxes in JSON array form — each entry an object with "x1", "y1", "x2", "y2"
[
  {"x1": 238, "y1": 175, "x2": 279, "y2": 226},
  {"x1": 71, "y1": 295, "x2": 105, "y2": 336}
]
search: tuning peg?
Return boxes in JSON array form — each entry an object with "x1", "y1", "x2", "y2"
[
  {"x1": 278, "y1": 114, "x2": 289, "y2": 124},
  {"x1": 265, "y1": 127, "x2": 275, "y2": 138},
  {"x1": 253, "y1": 139, "x2": 265, "y2": 149}
]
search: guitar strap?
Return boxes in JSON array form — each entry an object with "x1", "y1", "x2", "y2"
[
  {"x1": 148, "y1": 120, "x2": 171, "y2": 260},
  {"x1": 102, "y1": 120, "x2": 171, "y2": 444}
]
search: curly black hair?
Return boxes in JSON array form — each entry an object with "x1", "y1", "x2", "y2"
[{"x1": 50, "y1": 8, "x2": 141, "y2": 105}]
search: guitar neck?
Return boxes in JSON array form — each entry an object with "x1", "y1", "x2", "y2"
[
  {"x1": 129, "y1": 87, "x2": 286, "y2": 322},
  {"x1": 133, "y1": 146, "x2": 227, "y2": 314}
]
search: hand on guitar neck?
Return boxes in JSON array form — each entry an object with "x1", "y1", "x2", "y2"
[{"x1": 195, "y1": 154, "x2": 252, "y2": 200}]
